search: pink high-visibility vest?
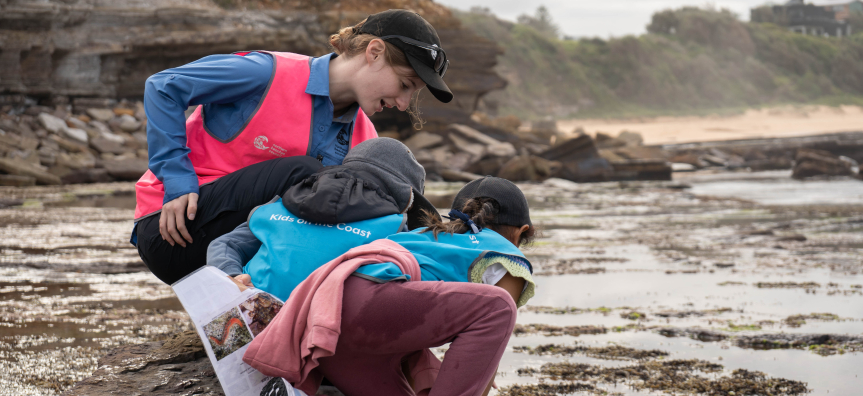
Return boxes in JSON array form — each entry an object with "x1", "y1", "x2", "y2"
[{"x1": 134, "y1": 51, "x2": 378, "y2": 221}]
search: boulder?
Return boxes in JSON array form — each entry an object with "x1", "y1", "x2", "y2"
[
  {"x1": 38, "y1": 145, "x2": 58, "y2": 166},
  {"x1": 601, "y1": 146, "x2": 672, "y2": 181},
  {"x1": 672, "y1": 163, "x2": 696, "y2": 172},
  {"x1": 540, "y1": 134, "x2": 612, "y2": 182},
  {"x1": 792, "y1": 148, "x2": 858, "y2": 179},
  {"x1": 0, "y1": 131, "x2": 39, "y2": 151},
  {"x1": 497, "y1": 155, "x2": 561, "y2": 182},
  {"x1": 119, "y1": 114, "x2": 142, "y2": 132},
  {"x1": 595, "y1": 132, "x2": 627, "y2": 149},
  {"x1": 617, "y1": 131, "x2": 644, "y2": 146},
  {"x1": 448, "y1": 152, "x2": 476, "y2": 172},
  {"x1": 448, "y1": 133, "x2": 486, "y2": 159},
  {"x1": 8, "y1": 149, "x2": 43, "y2": 166},
  {"x1": 104, "y1": 158, "x2": 149, "y2": 180},
  {"x1": 441, "y1": 169, "x2": 484, "y2": 182},
  {"x1": 133, "y1": 132, "x2": 149, "y2": 149},
  {"x1": 61, "y1": 168, "x2": 114, "y2": 184},
  {"x1": 403, "y1": 131, "x2": 444, "y2": 152},
  {"x1": 0, "y1": 157, "x2": 61, "y2": 185},
  {"x1": 0, "y1": 174, "x2": 36, "y2": 186},
  {"x1": 466, "y1": 157, "x2": 509, "y2": 176},
  {"x1": 63, "y1": 331, "x2": 223, "y2": 396},
  {"x1": 37, "y1": 112, "x2": 67, "y2": 134},
  {"x1": 90, "y1": 136, "x2": 127, "y2": 155},
  {"x1": 669, "y1": 153, "x2": 708, "y2": 168},
  {"x1": 85, "y1": 108, "x2": 115, "y2": 122},
  {"x1": 57, "y1": 152, "x2": 97, "y2": 170},
  {"x1": 49, "y1": 134, "x2": 88, "y2": 153},
  {"x1": 486, "y1": 142, "x2": 516, "y2": 158},
  {"x1": 113, "y1": 107, "x2": 136, "y2": 117},
  {"x1": 63, "y1": 127, "x2": 89, "y2": 144},
  {"x1": 448, "y1": 124, "x2": 501, "y2": 146},
  {"x1": 65, "y1": 116, "x2": 88, "y2": 130}
]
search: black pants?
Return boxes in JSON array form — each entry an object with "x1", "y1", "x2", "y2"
[{"x1": 136, "y1": 156, "x2": 323, "y2": 284}]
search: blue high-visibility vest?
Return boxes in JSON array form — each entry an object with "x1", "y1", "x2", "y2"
[
  {"x1": 352, "y1": 227, "x2": 532, "y2": 283},
  {"x1": 244, "y1": 197, "x2": 406, "y2": 301}
]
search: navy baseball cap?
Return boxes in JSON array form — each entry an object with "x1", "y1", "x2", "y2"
[
  {"x1": 452, "y1": 176, "x2": 532, "y2": 227},
  {"x1": 360, "y1": 9, "x2": 453, "y2": 103}
]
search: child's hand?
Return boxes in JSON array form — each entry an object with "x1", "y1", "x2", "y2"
[
  {"x1": 228, "y1": 274, "x2": 254, "y2": 291},
  {"x1": 235, "y1": 274, "x2": 254, "y2": 288}
]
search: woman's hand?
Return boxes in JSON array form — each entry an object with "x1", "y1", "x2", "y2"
[{"x1": 159, "y1": 192, "x2": 199, "y2": 247}]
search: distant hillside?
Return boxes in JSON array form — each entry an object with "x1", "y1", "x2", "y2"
[{"x1": 455, "y1": 7, "x2": 863, "y2": 120}]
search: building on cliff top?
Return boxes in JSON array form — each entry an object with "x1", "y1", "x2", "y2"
[{"x1": 751, "y1": 0, "x2": 860, "y2": 37}]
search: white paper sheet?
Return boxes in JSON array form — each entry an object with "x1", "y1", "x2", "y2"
[{"x1": 172, "y1": 266, "x2": 307, "y2": 396}]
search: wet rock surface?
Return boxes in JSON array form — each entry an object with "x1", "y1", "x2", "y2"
[
  {"x1": 513, "y1": 343, "x2": 669, "y2": 361},
  {"x1": 62, "y1": 331, "x2": 223, "y2": 396},
  {"x1": 511, "y1": 360, "x2": 808, "y2": 396},
  {"x1": 2, "y1": 172, "x2": 863, "y2": 395},
  {"x1": 663, "y1": 131, "x2": 863, "y2": 172}
]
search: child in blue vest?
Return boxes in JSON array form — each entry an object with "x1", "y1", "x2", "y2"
[
  {"x1": 310, "y1": 176, "x2": 537, "y2": 396},
  {"x1": 207, "y1": 137, "x2": 437, "y2": 301},
  {"x1": 242, "y1": 176, "x2": 538, "y2": 396}
]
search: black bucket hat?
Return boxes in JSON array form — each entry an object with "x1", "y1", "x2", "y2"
[{"x1": 360, "y1": 9, "x2": 453, "y2": 103}]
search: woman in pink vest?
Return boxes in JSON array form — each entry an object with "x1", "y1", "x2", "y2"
[{"x1": 134, "y1": 10, "x2": 452, "y2": 284}]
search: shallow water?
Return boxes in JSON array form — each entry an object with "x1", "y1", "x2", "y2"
[
  {"x1": 490, "y1": 174, "x2": 863, "y2": 395},
  {"x1": 1, "y1": 175, "x2": 861, "y2": 395},
  {"x1": 684, "y1": 170, "x2": 863, "y2": 205}
]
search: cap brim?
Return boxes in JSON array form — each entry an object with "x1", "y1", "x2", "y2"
[
  {"x1": 406, "y1": 188, "x2": 440, "y2": 230},
  {"x1": 406, "y1": 53, "x2": 453, "y2": 103}
]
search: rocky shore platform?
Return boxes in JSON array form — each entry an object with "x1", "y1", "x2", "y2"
[{"x1": 2, "y1": 173, "x2": 861, "y2": 395}]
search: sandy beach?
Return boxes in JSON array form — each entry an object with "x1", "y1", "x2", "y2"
[{"x1": 558, "y1": 105, "x2": 863, "y2": 145}]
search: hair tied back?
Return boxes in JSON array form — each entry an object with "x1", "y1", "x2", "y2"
[{"x1": 446, "y1": 209, "x2": 481, "y2": 234}]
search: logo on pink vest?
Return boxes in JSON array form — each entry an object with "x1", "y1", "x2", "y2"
[{"x1": 254, "y1": 136, "x2": 269, "y2": 150}]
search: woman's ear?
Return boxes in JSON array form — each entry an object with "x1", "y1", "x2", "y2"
[{"x1": 365, "y1": 39, "x2": 387, "y2": 66}]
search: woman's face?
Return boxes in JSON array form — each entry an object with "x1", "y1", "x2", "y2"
[{"x1": 355, "y1": 44, "x2": 426, "y2": 116}]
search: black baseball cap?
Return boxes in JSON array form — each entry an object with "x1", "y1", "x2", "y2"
[
  {"x1": 360, "y1": 9, "x2": 453, "y2": 103},
  {"x1": 452, "y1": 176, "x2": 532, "y2": 227}
]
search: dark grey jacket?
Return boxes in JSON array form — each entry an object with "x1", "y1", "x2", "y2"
[{"x1": 207, "y1": 165, "x2": 438, "y2": 275}]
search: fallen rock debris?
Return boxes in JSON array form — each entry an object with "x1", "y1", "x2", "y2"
[
  {"x1": 735, "y1": 333, "x2": 863, "y2": 356},
  {"x1": 654, "y1": 308, "x2": 733, "y2": 318},
  {"x1": 782, "y1": 313, "x2": 840, "y2": 328},
  {"x1": 496, "y1": 382, "x2": 599, "y2": 396},
  {"x1": 513, "y1": 324, "x2": 608, "y2": 337},
  {"x1": 792, "y1": 148, "x2": 860, "y2": 180},
  {"x1": 518, "y1": 360, "x2": 808, "y2": 395},
  {"x1": 513, "y1": 343, "x2": 669, "y2": 360},
  {"x1": 755, "y1": 282, "x2": 820, "y2": 289},
  {"x1": 63, "y1": 331, "x2": 224, "y2": 396}
]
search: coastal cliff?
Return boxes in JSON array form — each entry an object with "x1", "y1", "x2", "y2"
[{"x1": 0, "y1": 0, "x2": 505, "y2": 132}]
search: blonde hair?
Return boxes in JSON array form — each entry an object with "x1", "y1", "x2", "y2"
[{"x1": 329, "y1": 18, "x2": 425, "y2": 129}]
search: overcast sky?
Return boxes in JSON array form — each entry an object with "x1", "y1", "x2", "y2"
[{"x1": 433, "y1": 0, "x2": 793, "y2": 38}]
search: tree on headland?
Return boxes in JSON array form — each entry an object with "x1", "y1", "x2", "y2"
[{"x1": 517, "y1": 5, "x2": 559, "y2": 39}]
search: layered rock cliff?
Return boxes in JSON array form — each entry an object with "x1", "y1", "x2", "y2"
[{"x1": 0, "y1": 0, "x2": 505, "y2": 132}]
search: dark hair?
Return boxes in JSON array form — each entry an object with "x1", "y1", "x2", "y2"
[
  {"x1": 329, "y1": 18, "x2": 425, "y2": 129},
  {"x1": 420, "y1": 197, "x2": 537, "y2": 247}
]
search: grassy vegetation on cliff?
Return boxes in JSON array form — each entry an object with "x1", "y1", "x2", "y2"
[{"x1": 456, "y1": 7, "x2": 863, "y2": 120}]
